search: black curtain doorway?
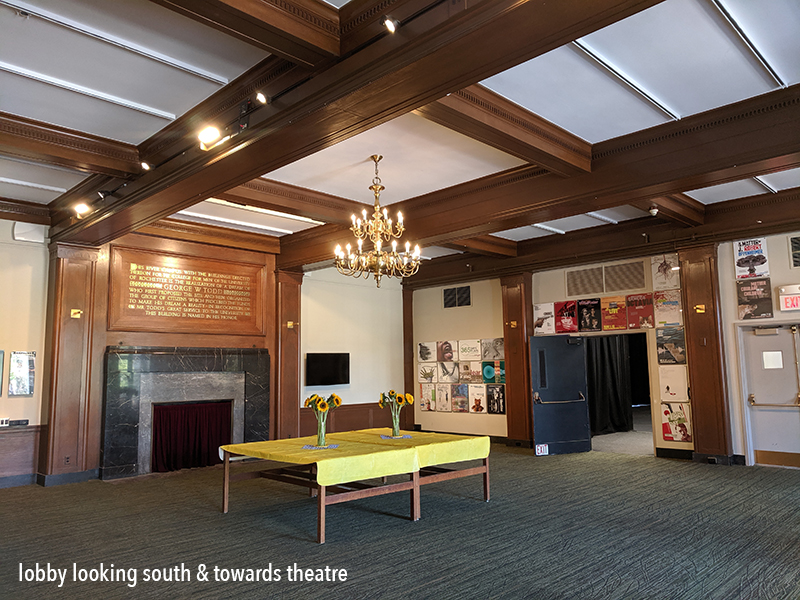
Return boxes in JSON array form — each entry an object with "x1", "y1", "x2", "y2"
[{"x1": 586, "y1": 333, "x2": 649, "y2": 435}]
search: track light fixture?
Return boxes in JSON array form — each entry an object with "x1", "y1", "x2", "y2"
[
  {"x1": 255, "y1": 92, "x2": 268, "y2": 104},
  {"x1": 198, "y1": 125, "x2": 231, "y2": 151},
  {"x1": 141, "y1": 161, "x2": 151, "y2": 171},
  {"x1": 74, "y1": 203, "x2": 91, "y2": 218},
  {"x1": 381, "y1": 16, "x2": 399, "y2": 33},
  {"x1": 97, "y1": 190, "x2": 113, "y2": 200}
]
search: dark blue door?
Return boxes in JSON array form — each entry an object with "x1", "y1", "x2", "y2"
[{"x1": 530, "y1": 336, "x2": 591, "y2": 455}]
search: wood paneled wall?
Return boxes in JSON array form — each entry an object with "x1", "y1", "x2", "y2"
[
  {"x1": 0, "y1": 426, "x2": 42, "y2": 480},
  {"x1": 500, "y1": 273, "x2": 534, "y2": 445},
  {"x1": 679, "y1": 244, "x2": 731, "y2": 459},
  {"x1": 276, "y1": 271, "x2": 303, "y2": 439},
  {"x1": 299, "y1": 403, "x2": 392, "y2": 437},
  {"x1": 38, "y1": 233, "x2": 278, "y2": 484}
]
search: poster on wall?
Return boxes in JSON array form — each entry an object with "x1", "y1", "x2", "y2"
[
  {"x1": 651, "y1": 253, "x2": 681, "y2": 290},
  {"x1": 417, "y1": 342, "x2": 436, "y2": 363},
  {"x1": 658, "y1": 365, "x2": 689, "y2": 402},
  {"x1": 435, "y1": 384, "x2": 451, "y2": 412},
  {"x1": 469, "y1": 385, "x2": 486, "y2": 413},
  {"x1": 451, "y1": 384, "x2": 469, "y2": 412},
  {"x1": 419, "y1": 383, "x2": 435, "y2": 411},
  {"x1": 437, "y1": 340, "x2": 458, "y2": 362},
  {"x1": 601, "y1": 296, "x2": 627, "y2": 331},
  {"x1": 533, "y1": 303, "x2": 556, "y2": 335},
  {"x1": 736, "y1": 277, "x2": 773, "y2": 320},
  {"x1": 626, "y1": 293, "x2": 654, "y2": 329},
  {"x1": 460, "y1": 361, "x2": 482, "y2": 383},
  {"x1": 734, "y1": 238, "x2": 769, "y2": 279},
  {"x1": 487, "y1": 384, "x2": 506, "y2": 414},
  {"x1": 555, "y1": 301, "x2": 578, "y2": 333},
  {"x1": 418, "y1": 363, "x2": 438, "y2": 383},
  {"x1": 661, "y1": 403, "x2": 692, "y2": 442},
  {"x1": 457, "y1": 340, "x2": 482, "y2": 361},
  {"x1": 481, "y1": 338, "x2": 505, "y2": 360},
  {"x1": 8, "y1": 351, "x2": 35, "y2": 396},
  {"x1": 578, "y1": 298, "x2": 601, "y2": 332},
  {"x1": 482, "y1": 360, "x2": 505, "y2": 384},
  {"x1": 656, "y1": 327, "x2": 686, "y2": 365},
  {"x1": 0, "y1": 350, "x2": 3, "y2": 396},
  {"x1": 654, "y1": 290, "x2": 683, "y2": 327},
  {"x1": 438, "y1": 362, "x2": 459, "y2": 383}
]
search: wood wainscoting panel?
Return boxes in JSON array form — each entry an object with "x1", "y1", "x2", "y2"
[
  {"x1": 501, "y1": 273, "x2": 534, "y2": 444},
  {"x1": 0, "y1": 426, "x2": 43, "y2": 477}
]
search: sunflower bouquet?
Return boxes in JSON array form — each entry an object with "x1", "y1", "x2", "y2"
[
  {"x1": 379, "y1": 390, "x2": 414, "y2": 437},
  {"x1": 304, "y1": 393, "x2": 342, "y2": 447}
]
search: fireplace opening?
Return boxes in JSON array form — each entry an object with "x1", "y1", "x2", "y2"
[{"x1": 151, "y1": 400, "x2": 232, "y2": 472}]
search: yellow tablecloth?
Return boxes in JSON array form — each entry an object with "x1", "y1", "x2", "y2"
[
  {"x1": 221, "y1": 429, "x2": 489, "y2": 487},
  {"x1": 328, "y1": 428, "x2": 491, "y2": 468}
]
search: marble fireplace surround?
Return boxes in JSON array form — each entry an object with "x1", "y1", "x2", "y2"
[{"x1": 102, "y1": 346, "x2": 269, "y2": 480}]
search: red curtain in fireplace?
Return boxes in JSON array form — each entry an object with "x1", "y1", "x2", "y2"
[{"x1": 152, "y1": 401, "x2": 232, "y2": 472}]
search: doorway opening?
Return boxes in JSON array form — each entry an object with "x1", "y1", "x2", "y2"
[{"x1": 586, "y1": 332, "x2": 653, "y2": 456}]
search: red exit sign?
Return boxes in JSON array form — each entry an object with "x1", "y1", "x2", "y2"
[{"x1": 780, "y1": 294, "x2": 800, "y2": 310}]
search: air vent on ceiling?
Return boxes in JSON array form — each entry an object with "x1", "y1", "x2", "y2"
[
  {"x1": 443, "y1": 286, "x2": 471, "y2": 308},
  {"x1": 605, "y1": 261, "x2": 646, "y2": 292},
  {"x1": 566, "y1": 267, "x2": 603, "y2": 297}
]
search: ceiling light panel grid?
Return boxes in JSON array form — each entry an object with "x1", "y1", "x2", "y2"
[
  {"x1": 718, "y1": 0, "x2": 800, "y2": 85},
  {"x1": 577, "y1": 0, "x2": 778, "y2": 118},
  {"x1": 0, "y1": 156, "x2": 89, "y2": 203}
]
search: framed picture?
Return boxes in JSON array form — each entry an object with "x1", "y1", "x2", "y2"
[
  {"x1": 9, "y1": 351, "x2": 35, "y2": 396},
  {"x1": 0, "y1": 350, "x2": 4, "y2": 396}
]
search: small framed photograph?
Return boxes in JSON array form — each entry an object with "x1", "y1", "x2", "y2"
[{"x1": 9, "y1": 351, "x2": 35, "y2": 396}]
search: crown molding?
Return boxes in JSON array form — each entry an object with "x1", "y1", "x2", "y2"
[
  {"x1": 0, "y1": 112, "x2": 140, "y2": 178},
  {"x1": 415, "y1": 84, "x2": 591, "y2": 176},
  {"x1": 137, "y1": 217, "x2": 281, "y2": 254},
  {"x1": 150, "y1": 0, "x2": 339, "y2": 66},
  {"x1": 0, "y1": 197, "x2": 51, "y2": 225},
  {"x1": 221, "y1": 178, "x2": 368, "y2": 224}
]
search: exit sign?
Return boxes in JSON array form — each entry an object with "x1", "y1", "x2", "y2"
[
  {"x1": 779, "y1": 285, "x2": 800, "y2": 311},
  {"x1": 781, "y1": 294, "x2": 800, "y2": 311}
]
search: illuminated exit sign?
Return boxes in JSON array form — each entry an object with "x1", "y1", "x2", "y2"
[{"x1": 779, "y1": 285, "x2": 800, "y2": 311}]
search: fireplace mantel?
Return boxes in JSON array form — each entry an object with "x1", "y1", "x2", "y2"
[{"x1": 101, "y1": 346, "x2": 269, "y2": 480}]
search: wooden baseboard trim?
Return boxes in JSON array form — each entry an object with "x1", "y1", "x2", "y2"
[
  {"x1": 754, "y1": 450, "x2": 800, "y2": 468},
  {"x1": 0, "y1": 425, "x2": 43, "y2": 478}
]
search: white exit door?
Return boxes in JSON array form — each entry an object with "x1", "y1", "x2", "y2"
[{"x1": 741, "y1": 325, "x2": 800, "y2": 467}]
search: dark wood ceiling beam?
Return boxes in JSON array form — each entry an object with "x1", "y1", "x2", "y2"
[
  {"x1": 278, "y1": 222, "x2": 350, "y2": 270},
  {"x1": 150, "y1": 0, "x2": 340, "y2": 67},
  {"x1": 0, "y1": 198, "x2": 51, "y2": 226},
  {"x1": 395, "y1": 84, "x2": 800, "y2": 246},
  {"x1": 403, "y1": 187, "x2": 800, "y2": 288},
  {"x1": 414, "y1": 85, "x2": 591, "y2": 176},
  {"x1": 630, "y1": 193, "x2": 705, "y2": 227},
  {"x1": 49, "y1": 0, "x2": 664, "y2": 247},
  {"x1": 219, "y1": 178, "x2": 369, "y2": 224},
  {"x1": 441, "y1": 234, "x2": 517, "y2": 257},
  {"x1": 0, "y1": 112, "x2": 140, "y2": 178},
  {"x1": 138, "y1": 217, "x2": 281, "y2": 253}
]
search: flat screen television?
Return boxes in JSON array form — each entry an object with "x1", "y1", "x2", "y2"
[{"x1": 305, "y1": 353, "x2": 350, "y2": 386}]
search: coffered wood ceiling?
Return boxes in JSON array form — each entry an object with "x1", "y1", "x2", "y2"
[{"x1": 1, "y1": 0, "x2": 799, "y2": 287}]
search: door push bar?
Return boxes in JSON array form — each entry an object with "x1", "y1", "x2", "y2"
[
  {"x1": 533, "y1": 391, "x2": 587, "y2": 404},
  {"x1": 747, "y1": 393, "x2": 800, "y2": 408}
]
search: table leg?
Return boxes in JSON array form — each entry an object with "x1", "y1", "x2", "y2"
[
  {"x1": 483, "y1": 457, "x2": 490, "y2": 502},
  {"x1": 222, "y1": 451, "x2": 230, "y2": 513},
  {"x1": 410, "y1": 471, "x2": 421, "y2": 521},
  {"x1": 310, "y1": 464, "x2": 317, "y2": 497},
  {"x1": 317, "y1": 485, "x2": 326, "y2": 544}
]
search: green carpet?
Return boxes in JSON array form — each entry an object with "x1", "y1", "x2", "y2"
[{"x1": 2, "y1": 445, "x2": 799, "y2": 599}]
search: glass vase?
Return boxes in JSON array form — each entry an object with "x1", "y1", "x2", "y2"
[
  {"x1": 316, "y1": 414, "x2": 327, "y2": 447},
  {"x1": 391, "y1": 409, "x2": 401, "y2": 437}
]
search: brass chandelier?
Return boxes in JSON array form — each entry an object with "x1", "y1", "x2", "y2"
[{"x1": 334, "y1": 155, "x2": 421, "y2": 287}]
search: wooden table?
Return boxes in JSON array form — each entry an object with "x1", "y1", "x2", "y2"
[{"x1": 220, "y1": 428, "x2": 490, "y2": 543}]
